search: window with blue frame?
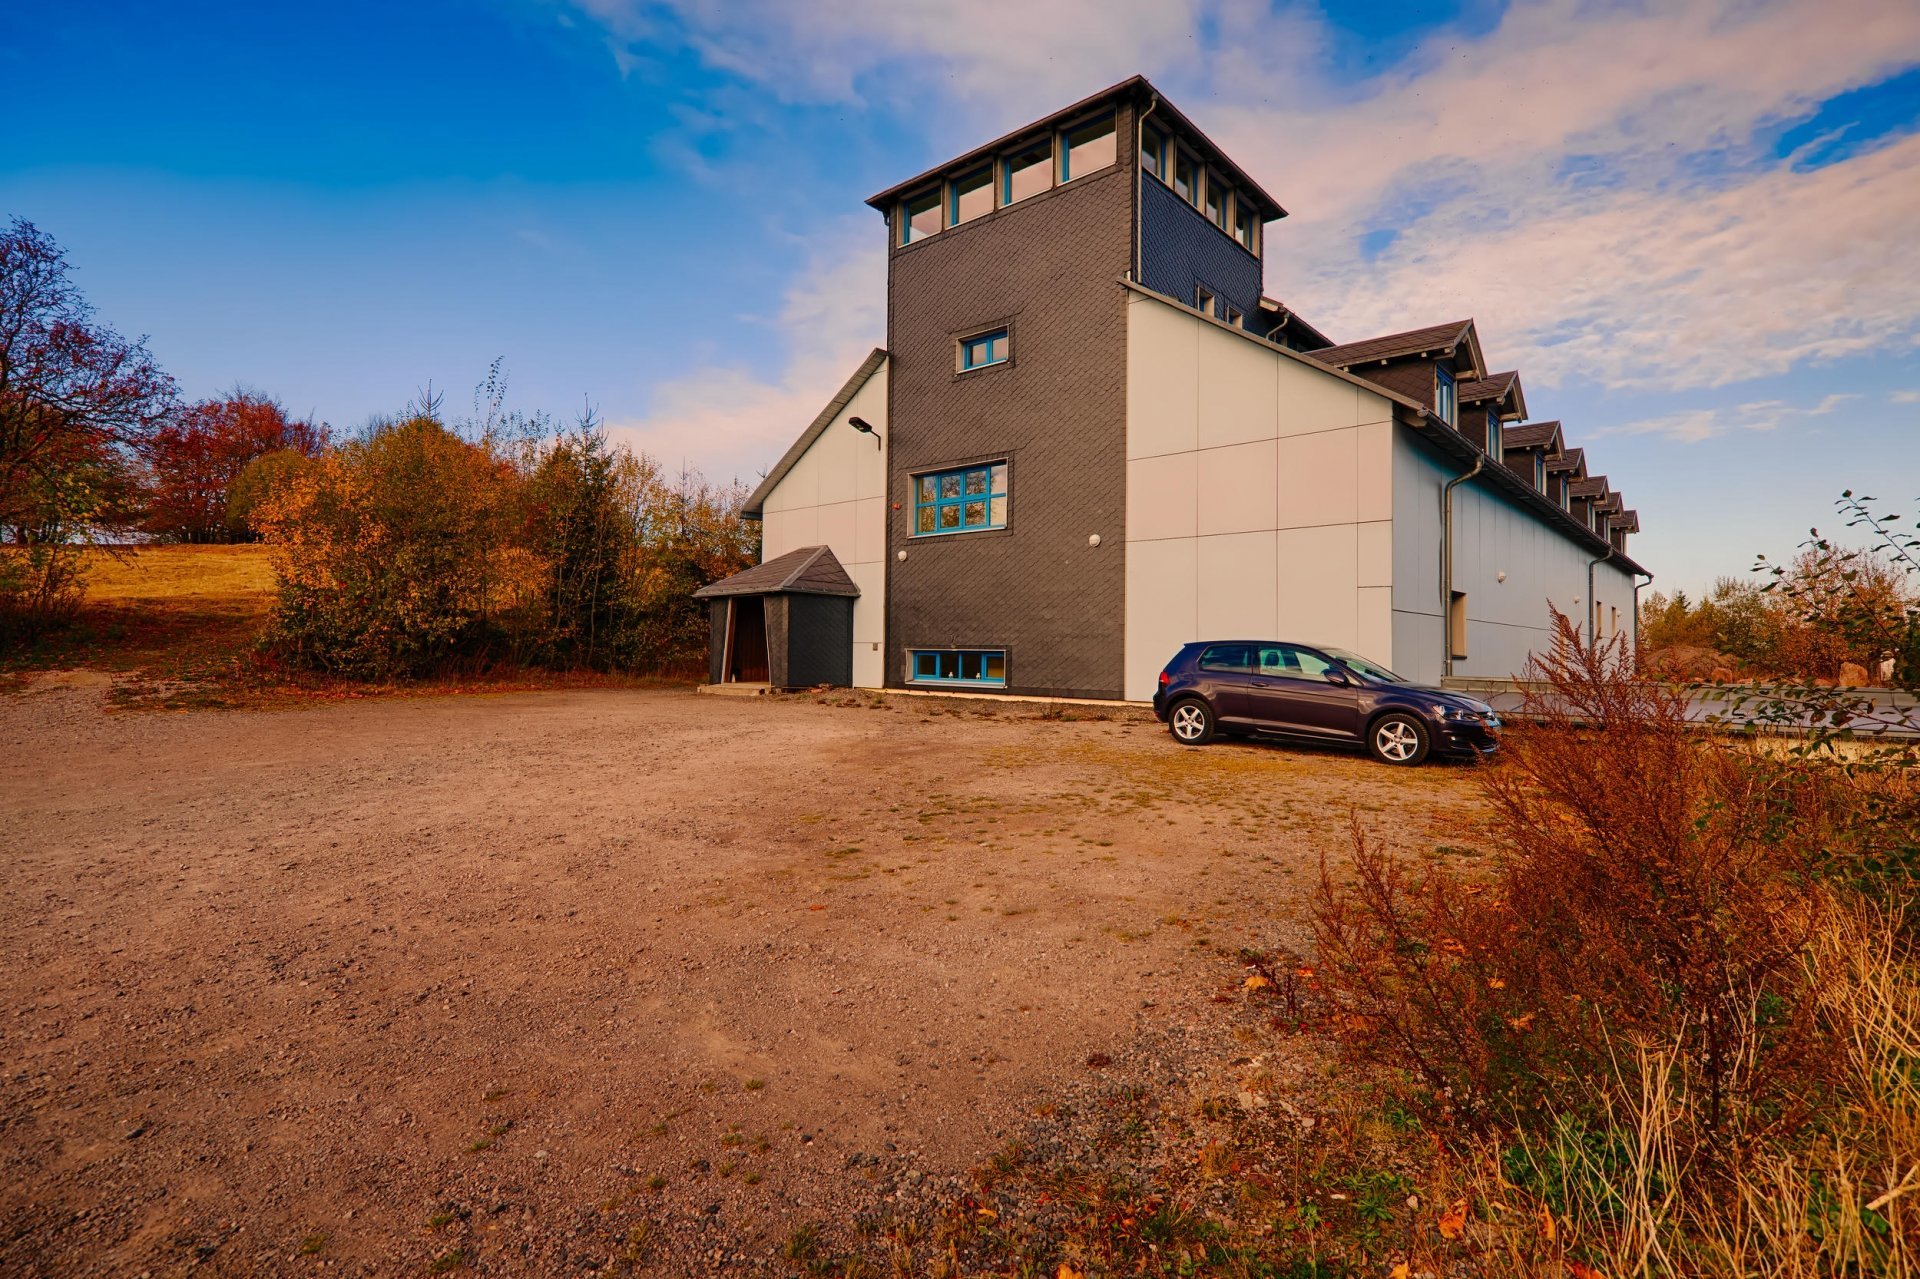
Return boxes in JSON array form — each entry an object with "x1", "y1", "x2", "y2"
[
  {"x1": 1060, "y1": 115, "x2": 1116, "y2": 182},
  {"x1": 910, "y1": 649, "x2": 1007, "y2": 687},
  {"x1": 913, "y1": 462, "x2": 1008, "y2": 535},
  {"x1": 1435, "y1": 366, "x2": 1457, "y2": 426},
  {"x1": 959, "y1": 328, "x2": 1008, "y2": 371},
  {"x1": 950, "y1": 166, "x2": 994, "y2": 226}
]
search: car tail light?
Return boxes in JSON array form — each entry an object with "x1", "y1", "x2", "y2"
[{"x1": 1158, "y1": 670, "x2": 1171, "y2": 687}]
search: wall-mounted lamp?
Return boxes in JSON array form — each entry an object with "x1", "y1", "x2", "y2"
[{"x1": 849, "y1": 416, "x2": 882, "y2": 448}]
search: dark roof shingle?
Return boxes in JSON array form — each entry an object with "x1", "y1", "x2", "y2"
[
  {"x1": 1502, "y1": 420, "x2": 1562, "y2": 451},
  {"x1": 692, "y1": 546, "x2": 861, "y2": 600},
  {"x1": 1305, "y1": 320, "x2": 1475, "y2": 369}
]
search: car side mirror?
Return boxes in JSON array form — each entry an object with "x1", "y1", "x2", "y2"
[{"x1": 1324, "y1": 666, "x2": 1351, "y2": 686}]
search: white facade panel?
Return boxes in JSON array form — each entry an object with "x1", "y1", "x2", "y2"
[
  {"x1": 757, "y1": 359, "x2": 890, "y2": 688},
  {"x1": 1124, "y1": 293, "x2": 1396, "y2": 699},
  {"x1": 1196, "y1": 439, "x2": 1278, "y2": 536}
]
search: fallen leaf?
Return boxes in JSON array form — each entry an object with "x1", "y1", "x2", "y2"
[
  {"x1": 1486, "y1": 977, "x2": 1506, "y2": 989},
  {"x1": 1244, "y1": 974, "x2": 1272, "y2": 991},
  {"x1": 1438, "y1": 1198, "x2": 1468, "y2": 1239},
  {"x1": 1057, "y1": 1266, "x2": 1084, "y2": 1279},
  {"x1": 1506, "y1": 1012, "x2": 1537, "y2": 1032},
  {"x1": 1567, "y1": 1262, "x2": 1608, "y2": 1279},
  {"x1": 1389, "y1": 1263, "x2": 1411, "y2": 1279},
  {"x1": 1538, "y1": 1205, "x2": 1557, "y2": 1242},
  {"x1": 976, "y1": 1208, "x2": 997, "y2": 1219},
  {"x1": 1295, "y1": 965, "x2": 1316, "y2": 979}
]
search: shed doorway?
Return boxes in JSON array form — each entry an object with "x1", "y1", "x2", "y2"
[{"x1": 724, "y1": 596, "x2": 770, "y2": 684}]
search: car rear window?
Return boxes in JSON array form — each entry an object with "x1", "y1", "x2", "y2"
[{"x1": 1197, "y1": 644, "x2": 1251, "y2": 673}]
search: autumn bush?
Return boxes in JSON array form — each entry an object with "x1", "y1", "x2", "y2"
[
  {"x1": 1312, "y1": 611, "x2": 1920, "y2": 1273},
  {"x1": 254, "y1": 405, "x2": 755, "y2": 681}
]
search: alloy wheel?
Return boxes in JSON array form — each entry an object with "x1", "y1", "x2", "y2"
[
  {"x1": 1375, "y1": 720, "x2": 1419, "y2": 762},
  {"x1": 1171, "y1": 703, "x2": 1208, "y2": 742}
]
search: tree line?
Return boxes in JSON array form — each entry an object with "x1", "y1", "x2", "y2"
[{"x1": 0, "y1": 217, "x2": 756, "y2": 674}]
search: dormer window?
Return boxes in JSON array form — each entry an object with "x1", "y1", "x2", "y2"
[
  {"x1": 1435, "y1": 367, "x2": 1457, "y2": 426},
  {"x1": 1487, "y1": 415, "x2": 1504, "y2": 461},
  {"x1": 1533, "y1": 453, "x2": 1546, "y2": 489}
]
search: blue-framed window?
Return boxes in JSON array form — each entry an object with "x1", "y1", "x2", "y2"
[
  {"x1": 914, "y1": 462, "x2": 1007, "y2": 535},
  {"x1": 1140, "y1": 125, "x2": 1168, "y2": 181},
  {"x1": 960, "y1": 328, "x2": 1008, "y2": 370},
  {"x1": 1533, "y1": 453, "x2": 1546, "y2": 489},
  {"x1": 901, "y1": 189, "x2": 942, "y2": 244},
  {"x1": 910, "y1": 649, "x2": 1007, "y2": 687},
  {"x1": 950, "y1": 166, "x2": 994, "y2": 226},
  {"x1": 1435, "y1": 366, "x2": 1457, "y2": 426},
  {"x1": 1060, "y1": 115, "x2": 1116, "y2": 182},
  {"x1": 1004, "y1": 140, "x2": 1052, "y2": 205}
]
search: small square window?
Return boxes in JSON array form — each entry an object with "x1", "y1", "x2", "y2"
[
  {"x1": 951, "y1": 167, "x2": 994, "y2": 225},
  {"x1": 1195, "y1": 285, "x2": 1215, "y2": 316},
  {"x1": 901, "y1": 189, "x2": 942, "y2": 244},
  {"x1": 1060, "y1": 115, "x2": 1115, "y2": 182},
  {"x1": 1224, "y1": 305, "x2": 1244, "y2": 328},
  {"x1": 960, "y1": 327, "x2": 1009, "y2": 371},
  {"x1": 1004, "y1": 141, "x2": 1052, "y2": 205}
]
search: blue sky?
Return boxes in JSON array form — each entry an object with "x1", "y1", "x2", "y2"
[{"x1": 4, "y1": 0, "x2": 1918, "y2": 597}]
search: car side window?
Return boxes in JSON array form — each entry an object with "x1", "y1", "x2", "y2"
[
  {"x1": 1289, "y1": 646, "x2": 1341, "y2": 682},
  {"x1": 1255, "y1": 644, "x2": 1340, "y2": 682},
  {"x1": 1197, "y1": 644, "x2": 1250, "y2": 673}
]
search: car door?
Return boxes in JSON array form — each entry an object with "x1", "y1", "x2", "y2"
[
  {"x1": 1193, "y1": 643, "x2": 1257, "y2": 724},
  {"x1": 1244, "y1": 644, "x2": 1362, "y2": 739}
]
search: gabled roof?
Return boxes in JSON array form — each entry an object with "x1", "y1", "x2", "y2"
[
  {"x1": 1502, "y1": 420, "x2": 1562, "y2": 452},
  {"x1": 1546, "y1": 448, "x2": 1587, "y2": 474},
  {"x1": 692, "y1": 545, "x2": 860, "y2": 600},
  {"x1": 1569, "y1": 475, "x2": 1612, "y2": 500},
  {"x1": 1459, "y1": 370, "x2": 1528, "y2": 420},
  {"x1": 1615, "y1": 509, "x2": 1641, "y2": 534},
  {"x1": 866, "y1": 75, "x2": 1287, "y2": 222},
  {"x1": 742, "y1": 349, "x2": 888, "y2": 518},
  {"x1": 1305, "y1": 320, "x2": 1484, "y2": 379}
]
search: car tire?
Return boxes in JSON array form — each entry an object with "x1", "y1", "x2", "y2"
[
  {"x1": 1167, "y1": 698, "x2": 1216, "y2": 746},
  {"x1": 1367, "y1": 712, "x2": 1430, "y2": 766}
]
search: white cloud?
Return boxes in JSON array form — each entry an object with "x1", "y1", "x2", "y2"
[
  {"x1": 1599, "y1": 393, "x2": 1860, "y2": 442},
  {"x1": 568, "y1": 0, "x2": 1920, "y2": 475},
  {"x1": 598, "y1": 215, "x2": 885, "y2": 485},
  {"x1": 1892, "y1": 389, "x2": 1920, "y2": 404}
]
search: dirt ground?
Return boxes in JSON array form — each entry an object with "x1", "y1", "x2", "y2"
[{"x1": 1, "y1": 681, "x2": 1492, "y2": 1276}]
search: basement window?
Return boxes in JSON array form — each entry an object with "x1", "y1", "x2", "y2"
[{"x1": 910, "y1": 649, "x2": 1007, "y2": 687}]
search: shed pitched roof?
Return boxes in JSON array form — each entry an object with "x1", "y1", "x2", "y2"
[
  {"x1": 742, "y1": 349, "x2": 888, "y2": 518},
  {"x1": 692, "y1": 545, "x2": 861, "y2": 600},
  {"x1": 1304, "y1": 320, "x2": 1480, "y2": 372},
  {"x1": 1502, "y1": 420, "x2": 1563, "y2": 451}
]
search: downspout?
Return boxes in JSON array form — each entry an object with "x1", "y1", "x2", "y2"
[
  {"x1": 1632, "y1": 569, "x2": 1652, "y2": 658},
  {"x1": 1133, "y1": 92, "x2": 1158, "y2": 284},
  {"x1": 1441, "y1": 450, "x2": 1485, "y2": 679},
  {"x1": 1585, "y1": 545, "x2": 1615, "y2": 646}
]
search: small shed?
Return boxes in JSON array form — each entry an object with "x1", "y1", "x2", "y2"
[{"x1": 692, "y1": 545, "x2": 860, "y2": 689}]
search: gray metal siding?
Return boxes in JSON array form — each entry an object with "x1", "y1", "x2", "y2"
[{"x1": 1139, "y1": 176, "x2": 1260, "y2": 324}]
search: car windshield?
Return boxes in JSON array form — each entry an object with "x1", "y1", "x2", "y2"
[{"x1": 1320, "y1": 648, "x2": 1406, "y2": 684}]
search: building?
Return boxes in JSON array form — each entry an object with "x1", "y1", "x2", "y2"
[{"x1": 715, "y1": 75, "x2": 1647, "y2": 700}]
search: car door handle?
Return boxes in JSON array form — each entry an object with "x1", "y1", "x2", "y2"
[{"x1": 1251, "y1": 680, "x2": 1270, "y2": 687}]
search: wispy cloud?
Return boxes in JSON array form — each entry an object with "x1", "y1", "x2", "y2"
[
  {"x1": 1599, "y1": 393, "x2": 1861, "y2": 442},
  {"x1": 597, "y1": 215, "x2": 885, "y2": 484},
  {"x1": 1892, "y1": 389, "x2": 1920, "y2": 404},
  {"x1": 567, "y1": 0, "x2": 1920, "y2": 468}
]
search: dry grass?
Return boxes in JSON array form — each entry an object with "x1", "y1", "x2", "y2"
[{"x1": 80, "y1": 545, "x2": 276, "y2": 602}]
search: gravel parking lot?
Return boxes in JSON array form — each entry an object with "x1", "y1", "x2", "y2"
[{"x1": 1, "y1": 681, "x2": 1486, "y2": 1275}]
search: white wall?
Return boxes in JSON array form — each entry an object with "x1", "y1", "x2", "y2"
[
  {"x1": 1390, "y1": 435, "x2": 1639, "y2": 684},
  {"x1": 1123, "y1": 293, "x2": 1398, "y2": 701},
  {"x1": 757, "y1": 361, "x2": 889, "y2": 688}
]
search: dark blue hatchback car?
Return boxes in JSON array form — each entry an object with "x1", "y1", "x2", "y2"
[{"x1": 1152, "y1": 640, "x2": 1500, "y2": 765}]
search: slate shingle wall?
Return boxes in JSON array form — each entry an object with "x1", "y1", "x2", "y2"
[
  {"x1": 883, "y1": 110, "x2": 1136, "y2": 699},
  {"x1": 1138, "y1": 175, "x2": 1261, "y2": 321}
]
